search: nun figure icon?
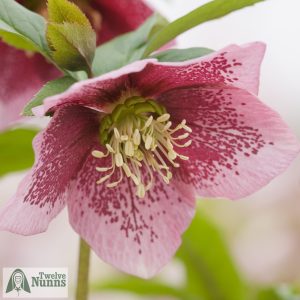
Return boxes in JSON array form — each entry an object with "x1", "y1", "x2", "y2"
[{"x1": 5, "y1": 269, "x2": 31, "y2": 296}]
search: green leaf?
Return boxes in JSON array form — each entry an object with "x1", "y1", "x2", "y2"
[
  {"x1": 143, "y1": 0, "x2": 266, "y2": 57},
  {"x1": 0, "y1": 30, "x2": 37, "y2": 52},
  {"x1": 46, "y1": 0, "x2": 96, "y2": 73},
  {"x1": 47, "y1": 23, "x2": 96, "y2": 73},
  {"x1": 92, "y1": 277, "x2": 186, "y2": 299},
  {"x1": 23, "y1": 76, "x2": 76, "y2": 116},
  {"x1": 0, "y1": 0, "x2": 49, "y2": 55},
  {"x1": 92, "y1": 14, "x2": 168, "y2": 76},
  {"x1": 151, "y1": 47, "x2": 214, "y2": 62},
  {"x1": 177, "y1": 211, "x2": 247, "y2": 300},
  {"x1": 275, "y1": 285, "x2": 300, "y2": 300},
  {"x1": 47, "y1": 0, "x2": 91, "y2": 25},
  {"x1": 0, "y1": 129, "x2": 38, "y2": 177},
  {"x1": 256, "y1": 289, "x2": 283, "y2": 300}
]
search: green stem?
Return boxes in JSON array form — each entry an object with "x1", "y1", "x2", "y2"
[
  {"x1": 142, "y1": 0, "x2": 265, "y2": 57},
  {"x1": 75, "y1": 238, "x2": 91, "y2": 300},
  {"x1": 87, "y1": 66, "x2": 94, "y2": 79}
]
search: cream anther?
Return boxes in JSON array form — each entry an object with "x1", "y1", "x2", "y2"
[{"x1": 92, "y1": 99, "x2": 192, "y2": 198}]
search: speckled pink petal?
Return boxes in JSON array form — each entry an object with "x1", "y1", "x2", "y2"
[
  {"x1": 34, "y1": 43, "x2": 264, "y2": 117},
  {"x1": 0, "y1": 106, "x2": 99, "y2": 235},
  {"x1": 158, "y1": 86, "x2": 300, "y2": 200},
  {"x1": 132, "y1": 42, "x2": 266, "y2": 97},
  {"x1": 33, "y1": 59, "x2": 156, "y2": 116},
  {"x1": 92, "y1": 0, "x2": 153, "y2": 44},
  {"x1": 0, "y1": 42, "x2": 60, "y2": 131},
  {"x1": 67, "y1": 154, "x2": 195, "y2": 278}
]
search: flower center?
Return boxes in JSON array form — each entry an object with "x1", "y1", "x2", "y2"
[{"x1": 92, "y1": 97, "x2": 192, "y2": 198}]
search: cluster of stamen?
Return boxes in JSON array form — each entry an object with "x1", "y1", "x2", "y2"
[{"x1": 91, "y1": 96, "x2": 192, "y2": 198}]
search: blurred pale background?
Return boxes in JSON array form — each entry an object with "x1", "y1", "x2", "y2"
[{"x1": 0, "y1": 0, "x2": 300, "y2": 299}]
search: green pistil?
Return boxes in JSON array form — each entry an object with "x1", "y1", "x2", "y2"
[
  {"x1": 99, "y1": 97, "x2": 166, "y2": 145},
  {"x1": 92, "y1": 98, "x2": 192, "y2": 198}
]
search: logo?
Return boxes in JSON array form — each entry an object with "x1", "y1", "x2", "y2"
[
  {"x1": 5, "y1": 269, "x2": 31, "y2": 296},
  {"x1": 2, "y1": 268, "x2": 68, "y2": 298}
]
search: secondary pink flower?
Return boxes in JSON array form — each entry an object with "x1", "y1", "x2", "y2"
[
  {"x1": 91, "y1": 0, "x2": 153, "y2": 44},
  {"x1": 0, "y1": 0, "x2": 152, "y2": 131},
  {"x1": 0, "y1": 43, "x2": 59, "y2": 131},
  {"x1": 0, "y1": 42, "x2": 299, "y2": 278}
]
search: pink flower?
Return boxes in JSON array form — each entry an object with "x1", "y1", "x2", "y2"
[
  {"x1": 0, "y1": 42, "x2": 299, "y2": 278},
  {"x1": 0, "y1": 43, "x2": 59, "y2": 131},
  {"x1": 90, "y1": 0, "x2": 153, "y2": 44},
  {"x1": 0, "y1": 0, "x2": 152, "y2": 131}
]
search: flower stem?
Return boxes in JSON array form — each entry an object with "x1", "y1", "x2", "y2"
[
  {"x1": 75, "y1": 238, "x2": 91, "y2": 300},
  {"x1": 87, "y1": 66, "x2": 94, "y2": 79}
]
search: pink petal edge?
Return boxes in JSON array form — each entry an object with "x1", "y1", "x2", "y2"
[
  {"x1": 0, "y1": 106, "x2": 99, "y2": 235},
  {"x1": 32, "y1": 59, "x2": 157, "y2": 116},
  {"x1": 67, "y1": 153, "x2": 196, "y2": 278},
  {"x1": 157, "y1": 86, "x2": 300, "y2": 199},
  {"x1": 33, "y1": 42, "x2": 265, "y2": 117}
]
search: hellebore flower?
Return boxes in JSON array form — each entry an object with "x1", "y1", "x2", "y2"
[
  {"x1": 18, "y1": 0, "x2": 153, "y2": 44},
  {"x1": 0, "y1": 43, "x2": 60, "y2": 131},
  {"x1": 0, "y1": 42, "x2": 299, "y2": 278},
  {"x1": 0, "y1": 0, "x2": 153, "y2": 130}
]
